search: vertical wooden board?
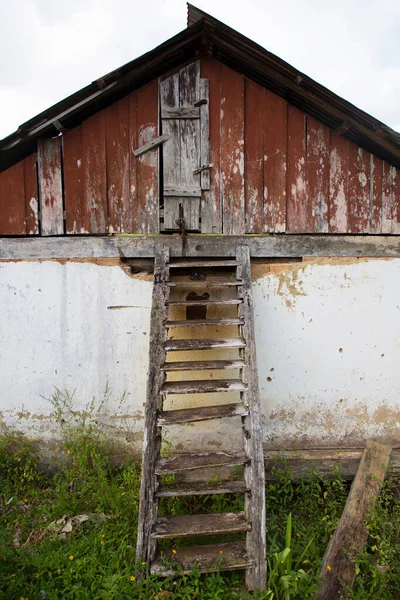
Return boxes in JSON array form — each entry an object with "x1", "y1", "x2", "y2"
[
  {"x1": 136, "y1": 80, "x2": 159, "y2": 233},
  {"x1": 0, "y1": 161, "x2": 26, "y2": 235},
  {"x1": 128, "y1": 92, "x2": 138, "y2": 234},
  {"x1": 220, "y1": 64, "x2": 245, "y2": 235},
  {"x1": 392, "y1": 167, "x2": 400, "y2": 233},
  {"x1": 306, "y1": 117, "x2": 330, "y2": 232},
  {"x1": 63, "y1": 125, "x2": 84, "y2": 233},
  {"x1": 38, "y1": 137, "x2": 64, "y2": 236},
  {"x1": 263, "y1": 91, "x2": 287, "y2": 233},
  {"x1": 244, "y1": 78, "x2": 264, "y2": 233},
  {"x1": 164, "y1": 197, "x2": 200, "y2": 230},
  {"x1": 370, "y1": 155, "x2": 382, "y2": 233},
  {"x1": 23, "y1": 154, "x2": 39, "y2": 234},
  {"x1": 199, "y1": 78, "x2": 210, "y2": 191},
  {"x1": 105, "y1": 97, "x2": 130, "y2": 233},
  {"x1": 286, "y1": 106, "x2": 307, "y2": 232},
  {"x1": 347, "y1": 144, "x2": 370, "y2": 233},
  {"x1": 82, "y1": 111, "x2": 107, "y2": 233},
  {"x1": 179, "y1": 62, "x2": 200, "y2": 189},
  {"x1": 200, "y1": 57, "x2": 222, "y2": 233},
  {"x1": 382, "y1": 161, "x2": 394, "y2": 233},
  {"x1": 160, "y1": 73, "x2": 180, "y2": 230},
  {"x1": 160, "y1": 73, "x2": 180, "y2": 189},
  {"x1": 329, "y1": 132, "x2": 349, "y2": 233}
]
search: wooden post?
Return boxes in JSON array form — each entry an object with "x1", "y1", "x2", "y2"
[
  {"x1": 136, "y1": 245, "x2": 169, "y2": 564},
  {"x1": 316, "y1": 440, "x2": 392, "y2": 600},
  {"x1": 236, "y1": 246, "x2": 267, "y2": 590}
]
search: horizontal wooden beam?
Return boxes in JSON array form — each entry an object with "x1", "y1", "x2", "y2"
[
  {"x1": 264, "y1": 448, "x2": 400, "y2": 481},
  {"x1": 0, "y1": 234, "x2": 400, "y2": 260}
]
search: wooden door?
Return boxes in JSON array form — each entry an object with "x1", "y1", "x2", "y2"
[{"x1": 160, "y1": 62, "x2": 210, "y2": 232}]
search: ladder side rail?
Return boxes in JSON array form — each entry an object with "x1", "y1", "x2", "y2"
[
  {"x1": 236, "y1": 245, "x2": 267, "y2": 591},
  {"x1": 136, "y1": 245, "x2": 170, "y2": 564}
]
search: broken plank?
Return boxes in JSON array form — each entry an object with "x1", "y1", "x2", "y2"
[
  {"x1": 166, "y1": 299, "x2": 242, "y2": 306},
  {"x1": 156, "y1": 480, "x2": 248, "y2": 497},
  {"x1": 316, "y1": 440, "x2": 392, "y2": 600},
  {"x1": 151, "y1": 541, "x2": 252, "y2": 575},
  {"x1": 162, "y1": 359, "x2": 245, "y2": 371},
  {"x1": 158, "y1": 403, "x2": 248, "y2": 425},
  {"x1": 152, "y1": 512, "x2": 250, "y2": 539},
  {"x1": 160, "y1": 380, "x2": 247, "y2": 395},
  {"x1": 167, "y1": 280, "x2": 242, "y2": 287},
  {"x1": 156, "y1": 451, "x2": 248, "y2": 474},
  {"x1": 164, "y1": 338, "x2": 245, "y2": 351},
  {"x1": 165, "y1": 318, "x2": 244, "y2": 328}
]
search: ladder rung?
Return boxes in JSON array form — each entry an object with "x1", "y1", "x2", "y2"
[
  {"x1": 167, "y1": 280, "x2": 242, "y2": 287},
  {"x1": 156, "y1": 451, "x2": 248, "y2": 474},
  {"x1": 169, "y1": 260, "x2": 239, "y2": 268},
  {"x1": 151, "y1": 541, "x2": 253, "y2": 575},
  {"x1": 156, "y1": 480, "x2": 248, "y2": 497},
  {"x1": 158, "y1": 403, "x2": 248, "y2": 425},
  {"x1": 152, "y1": 512, "x2": 250, "y2": 539},
  {"x1": 160, "y1": 380, "x2": 247, "y2": 395},
  {"x1": 164, "y1": 338, "x2": 246, "y2": 351},
  {"x1": 165, "y1": 318, "x2": 244, "y2": 328},
  {"x1": 162, "y1": 359, "x2": 245, "y2": 371},
  {"x1": 166, "y1": 299, "x2": 242, "y2": 306}
]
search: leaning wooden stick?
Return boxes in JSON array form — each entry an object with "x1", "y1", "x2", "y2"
[{"x1": 316, "y1": 440, "x2": 392, "y2": 599}]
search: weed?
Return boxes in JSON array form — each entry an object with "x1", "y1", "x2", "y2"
[{"x1": 0, "y1": 399, "x2": 399, "y2": 599}]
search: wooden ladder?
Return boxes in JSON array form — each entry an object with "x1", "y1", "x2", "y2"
[{"x1": 136, "y1": 246, "x2": 266, "y2": 590}]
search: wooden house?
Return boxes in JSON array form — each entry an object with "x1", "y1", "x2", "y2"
[{"x1": 0, "y1": 7, "x2": 399, "y2": 579}]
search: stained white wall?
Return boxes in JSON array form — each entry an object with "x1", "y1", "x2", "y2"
[
  {"x1": 0, "y1": 260, "x2": 152, "y2": 448},
  {"x1": 0, "y1": 257, "x2": 399, "y2": 453}
]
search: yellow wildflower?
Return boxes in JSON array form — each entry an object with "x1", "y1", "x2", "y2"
[
  {"x1": 219, "y1": 551, "x2": 223, "y2": 555},
  {"x1": 101, "y1": 541, "x2": 104, "y2": 545},
  {"x1": 130, "y1": 576, "x2": 135, "y2": 581},
  {"x1": 69, "y1": 555, "x2": 74, "y2": 561},
  {"x1": 327, "y1": 565, "x2": 332, "y2": 571},
  {"x1": 57, "y1": 569, "x2": 61, "y2": 574},
  {"x1": 101, "y1": 534, "x2": 105, "y2": 538},
  {"x1": 141, "y1": 562, "x2": 146, "y2": 566},
  {"x1": 172, "y1": 549, "x2": 177, "y2": 554}
]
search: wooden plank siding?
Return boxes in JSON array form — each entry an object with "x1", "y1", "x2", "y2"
[
  {"x1": 1, "y1": 58, "x2": 400, "y2": 236},
  {"x1": 38, "y1": 138, "x2": 64, "y2": 236},
  {"x1": 0, "y1": 155, "x2": 39, "y2": 235},
  {"x1": 63, "y1": 81, "x2": 159, "y2": 234}
]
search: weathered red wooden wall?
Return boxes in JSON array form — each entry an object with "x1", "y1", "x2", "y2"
[
  {"x1": 201, "y1": 58, "x2": 400, "y2": 235},
  {"x1": 1, "y1": 57, "x2": 399, "y2": 236},
  {"x1": 0, "y1": 154, "x2": 39, "y2": 235}
]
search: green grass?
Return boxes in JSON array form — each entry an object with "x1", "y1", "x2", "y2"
[{"x1": 0, "y1": 430, "x2": 399, "y2": 599}]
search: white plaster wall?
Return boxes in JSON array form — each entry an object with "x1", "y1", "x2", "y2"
[
  {"x1": 0, "y1": 260, "x2": 152, "y2": 448},
  {"x1": 253, "y1": 258, "x2": 400, "y2": 448},
  {"x1": 0, "y1": 257, "x2": 399, "y2": 454}
]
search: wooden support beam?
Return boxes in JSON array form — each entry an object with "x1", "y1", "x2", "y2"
[
  {"x1": 132, "y1": 134, "x2": 171, "y2": 158},
  {"x1": 316, "y1": 440, "x2": 392, "y2": 600},
  {"x1": 1, "y1": 234, "x2": 400, "y2": 260}
]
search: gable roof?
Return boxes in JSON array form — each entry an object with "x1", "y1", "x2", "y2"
[{"x1": 1, "y1": 3, "x2": 400, "y2": 172}]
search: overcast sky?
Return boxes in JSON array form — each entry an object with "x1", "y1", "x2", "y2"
[{"x1": 1, "y1": 0, "x2": 400, "y2": 140}]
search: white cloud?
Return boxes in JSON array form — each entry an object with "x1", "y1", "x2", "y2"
[{"x1": 0, "y1": 0, "x2": 399, "y2": 139}]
